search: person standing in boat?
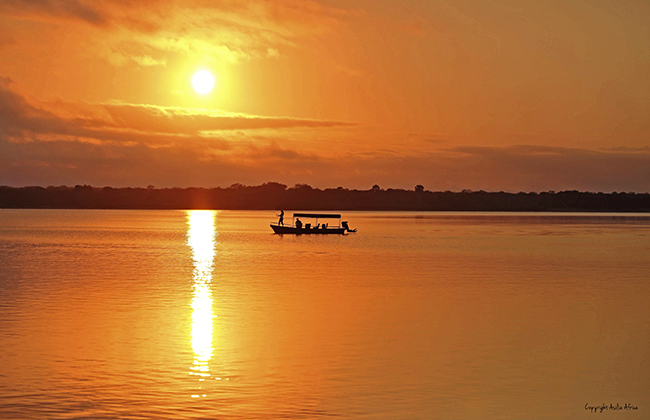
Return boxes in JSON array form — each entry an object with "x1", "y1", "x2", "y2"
[
  {"x1": 277, "y1": 210, "x2": 284, "y2": 226},
  {"x1": 295, "y1": 218, "x2": 302, "y2": 229}
]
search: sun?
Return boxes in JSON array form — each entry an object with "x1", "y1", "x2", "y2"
[{"x1": 192, "y1": 70, "x2": 215, "y2": 95}]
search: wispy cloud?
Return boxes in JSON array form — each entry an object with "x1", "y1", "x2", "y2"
[
  {"x1": 0, "y1": 0, "x2": 106, "y2": 25},
  {"x1": 0, "y1": 82, "x2": 356, "y2": 147},
  {"x1": 99, "y1": 102, "x2": 358, "y2": 133},
  {"x1": 1, "y1": 0, "x2": 355, "y2": 65}
]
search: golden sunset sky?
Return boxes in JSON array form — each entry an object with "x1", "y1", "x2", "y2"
[{"x1": 1, "y1": 0, "x2": 649, "y2": 191}]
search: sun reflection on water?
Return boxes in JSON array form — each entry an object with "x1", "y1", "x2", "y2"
[{"x1": 187, "y1": 210, "x2": 216, "y2": 394}]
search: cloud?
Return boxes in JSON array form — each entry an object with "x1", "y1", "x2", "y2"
[
  {"x1": 0, "y1": 81, "x2": 363, "y2": 186},
  {"x1": 131, "y1": 55, "x2": 167, "y2": 67},
  {"x1": 1, "y1": 80, "x2": 648, "y2": 191},
  {"x1": 0, "y1": 0, "x2": 106, "y2": 25},
  {"x1": 98, "y1": 102, "x2": 358, "y2": 134},
  {"x1": 600, "y1": 146, "x2": 650, "y2": 153},
  {"x1": 0, "y1": 82, "x2": 356, "y2": 147},
  {"x1": 434, "y1": 145, "x2": 650, "y2": 192},
  {"x1": 1, "y1": 0, "x2": 354, "y2": 65}
]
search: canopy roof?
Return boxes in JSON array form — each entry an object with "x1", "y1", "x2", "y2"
[{"x1": 293, "y1": 213, "x2": 341, "y2": 219}]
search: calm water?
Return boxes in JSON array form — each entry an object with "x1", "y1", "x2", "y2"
[{"x1": 0, "y1": 210, "x2": 648, "y2": 419}]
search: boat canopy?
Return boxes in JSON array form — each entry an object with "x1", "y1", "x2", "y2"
[{"x1": 293, "y1": 213, "x2": 341, "y2": 219}]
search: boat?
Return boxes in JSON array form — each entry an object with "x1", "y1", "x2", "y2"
[{"x1": 270, "y1": 212, "x2": 356, "y2": 235}]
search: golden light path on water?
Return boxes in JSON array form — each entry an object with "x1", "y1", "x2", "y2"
[{"x1": 187, "y1": 210, "x2": 216, "y2": 397}]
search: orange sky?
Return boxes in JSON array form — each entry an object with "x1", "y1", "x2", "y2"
[{"x1": 1, "y1": 0, "x2": 649, "y2": 191}]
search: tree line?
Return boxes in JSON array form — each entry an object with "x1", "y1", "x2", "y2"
[{"x1": 1, "y1": 183, "x2": 649, "y2": 212}]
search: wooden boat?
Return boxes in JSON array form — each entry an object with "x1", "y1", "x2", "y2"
[{"x1": 270, "y1": 212, "x2": 356, "y2": 235}]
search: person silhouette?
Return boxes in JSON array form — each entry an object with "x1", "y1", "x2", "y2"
[
  {"x1": 342, "y1": 221, "x2": 356, "y2": 232},
  {"x1": 295, "y1": 218, "x2": 302, "y2": 229},
  {"x1": 277, "y1": 210, "x2": 284, "y2": 226}
]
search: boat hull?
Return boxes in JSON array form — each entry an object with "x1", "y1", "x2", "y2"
[{"x1": 270, "y1": 224, "x2": 346, "y2": 235}]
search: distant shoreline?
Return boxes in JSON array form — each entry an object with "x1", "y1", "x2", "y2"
[{"x1": 2, "y1": 184, "x2": 649, "y2": 212}]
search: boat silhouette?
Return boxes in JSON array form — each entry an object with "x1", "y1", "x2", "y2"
[{"x1": 271, "y1": 212, "x2": 356, "y2": 235}]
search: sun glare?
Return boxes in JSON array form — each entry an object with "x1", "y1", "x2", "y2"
[{"x1": 192, "y1": 70, "x2": 215, "y2": 95}]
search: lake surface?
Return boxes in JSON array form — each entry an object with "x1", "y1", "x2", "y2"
[{"x1": 0, "y1": 210, "x2": 648, "y2": 419}]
